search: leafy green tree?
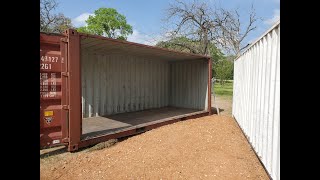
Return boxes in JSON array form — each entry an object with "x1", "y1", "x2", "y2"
[
  {"x1": 214, "y1": 58, "x2": 234, "y2": 85},
  {"x1": 77, "y1": 8, "x2": 133, "y2": 40}
]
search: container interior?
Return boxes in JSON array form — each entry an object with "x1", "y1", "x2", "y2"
[{"x1": 80, "y1": 36, "x2": 209, "y2": 139}]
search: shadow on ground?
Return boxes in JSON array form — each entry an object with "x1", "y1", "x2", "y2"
[
  {"x1": 40, "y1": 145, "x2": 96, "y2": 158},
  {"x1": 211, "y1": 107, "x2": 225, "y2": 114},
  {"x1": 40, "y1": 146, "x2": 68, "y2": 159}
]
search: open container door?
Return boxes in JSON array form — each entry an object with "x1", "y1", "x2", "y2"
[{"x1": 40, "y1": 32, "x2": 69, "y2": 148}]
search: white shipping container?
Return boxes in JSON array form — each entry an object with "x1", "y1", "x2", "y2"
[{"x1": 232, "y1": 20, "x2": 280, "y2": 180}]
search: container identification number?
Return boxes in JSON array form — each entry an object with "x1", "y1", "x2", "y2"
[
  {"x1": 41, "y1": 56, "x2": 58, "y2": 63},
  {"x1": 40, "y1": 63, "x2": 52, "y2": 70}
]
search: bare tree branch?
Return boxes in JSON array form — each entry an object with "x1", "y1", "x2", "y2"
[
  {"x1": 161, "y1": 0, "x2": 259, "y2": 56},
  {"x1": 40, "y1": 0, "x2": 74, "y2": 33},
  {"x1": 212, "y1": 5, "x2": 258, "y2": 55}
]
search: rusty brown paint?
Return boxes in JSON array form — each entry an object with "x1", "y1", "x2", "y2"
[
  {"x1": 40, "y1": 32, "x2": 65, "y2": 44},
  {"x1": 66, "y1": 29, "x2": 81, "y2": 151},
  {"x1": 40, "y1": 29, "x2": 212, "y2": 151},
  {"x1": 40, "y1": 33, "x2": 66, "y2": 148},
  {"x1": 60, "y1": 38, "x2": 69, "y2": 143}
]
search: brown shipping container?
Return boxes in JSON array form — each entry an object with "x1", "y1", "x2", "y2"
[{"x1": 40, "y1": 29, "x2": 212, "y2": 151}]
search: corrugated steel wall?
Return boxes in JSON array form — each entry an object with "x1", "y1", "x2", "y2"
[
  {"x1": 81, "y1": 52, "x2": 208, "y2": 118},
  {"x1": 81, "y1": 53, "x2": 169, "y2": 117},
  {"x1": 169, "y1": 60, "x2": 208, "y2": 110},
  {"x1": 232, "y1": 22, "x2": 280, "y2": 180}
]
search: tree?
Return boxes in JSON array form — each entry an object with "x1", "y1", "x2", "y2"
[
  {"x1": 213, "y1": 6, "x2": 258, "y2": 56},
  {"x1": 161, "y1": 0, "x2": 259, "y2": 85},
  {"x1": 156, "y1": 34, "x2": 235, "y2": 85},
  {"x1": 165, "y1": 0, "x2": 215, "y2": 56},
  {"x1": 51, "y1": 13, "x2": 73, "y2": 33},
  {"x1": 157, "y1": 36, "x2": 209, "y2": 54},
  {"x1": 213, "y1": 57, "x2": 234, "y2": 85},
  {"x1": 164, "y1": 0, "x2": 259, "y2": 56},
  {"x1": 156, "y1": 36, "x2": 225, "y2": 67},
  {"x1": 40, "y1": 0, "x2": 74, "y2": 33},
  {"x1": 77, "y1": 8, "x2": 133, "y2": 40}
]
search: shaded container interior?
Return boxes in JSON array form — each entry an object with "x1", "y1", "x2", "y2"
[{"x1": 80, "y1": 36, "x2": 210, "y2": 139}]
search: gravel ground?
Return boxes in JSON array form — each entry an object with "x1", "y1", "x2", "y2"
[
  {"x1": 40, "y1": 115, "x2": 269, "y2": 180},
  {"x1": 212, "y1": 95, "x2": 233, "y2": 116}
]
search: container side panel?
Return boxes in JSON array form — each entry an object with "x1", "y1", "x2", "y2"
[
  {"x1": 81, "y1": 53, "x2": 169, "y2": 117},
  {"x1": 232, "y1": 23, "x2": 280, "y2": 180},
  {"x1": 169, "y1": 60, "x2": 208, "y2": 110}
]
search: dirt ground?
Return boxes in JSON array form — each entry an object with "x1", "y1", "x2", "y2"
[
  {"x1": 212, "y1": 95, "x2": 233, "y2": 116},
  {"x1": 40, "y1": 115, "x2": 269, "y2": 180}
]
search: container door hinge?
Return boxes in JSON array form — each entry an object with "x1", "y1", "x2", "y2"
[
  {"x1": 62, "y1": 72, "x2": 69, "y2": 77},
  {"x1": 62, "y1": 105, "x2": 70, "y2": 110}
]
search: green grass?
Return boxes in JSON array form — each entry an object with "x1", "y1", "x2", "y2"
[{"x1": 213, "y1": 82, "x2": 233, "y2": 97}]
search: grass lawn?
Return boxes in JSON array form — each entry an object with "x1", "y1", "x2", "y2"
[
  {"x1": 212, "y1": 81, "x2": 233, "y2": 98},
  {"x1": 211, "y1": 81, "x2": 233, "y2": 115}
]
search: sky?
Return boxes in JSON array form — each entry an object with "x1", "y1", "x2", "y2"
[{"x1": 54, "y1": 0, "x2": 280, "y2": 46}]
